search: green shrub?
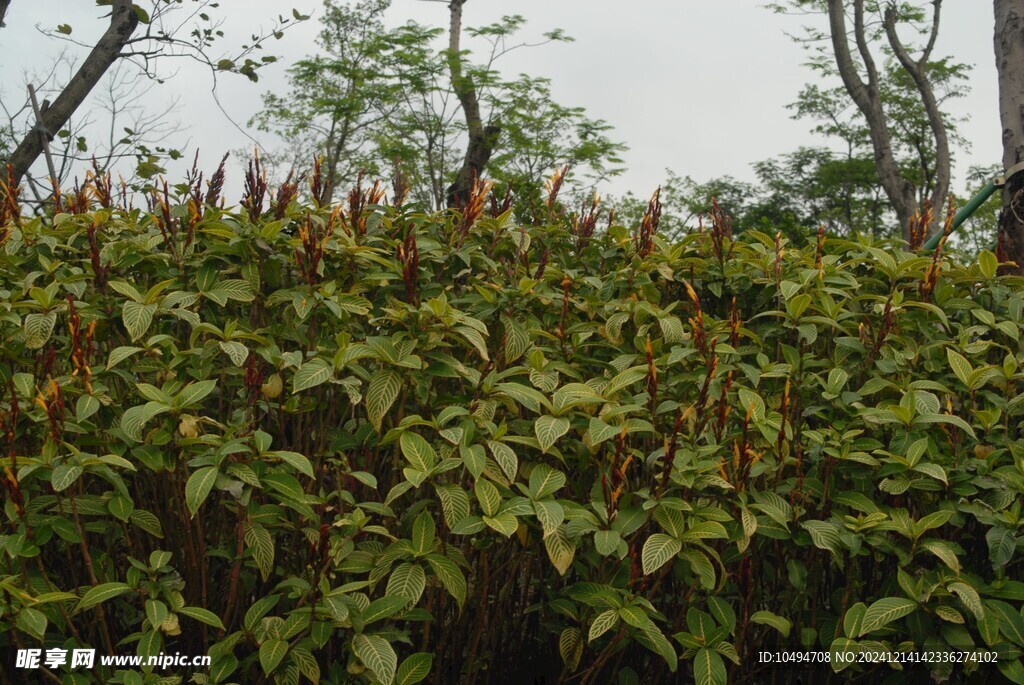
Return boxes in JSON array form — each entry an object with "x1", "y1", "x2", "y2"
[{"x1": 0, "y1": 170, "x2": 1023, "y2": 685}]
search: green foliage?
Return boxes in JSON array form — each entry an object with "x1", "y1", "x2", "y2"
[
  {"x1": 611, "y1": 150, "x2": 884, "y2": 246},
  {"x1": 251, "y1": 1, "x2": 624, "y2": 211},
  {"x1": 1, "y1": 166, "x2": 1023, "y2": 685}
]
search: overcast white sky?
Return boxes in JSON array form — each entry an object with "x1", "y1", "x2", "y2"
[{"x1": 0, "y1": 0, "x2": 1002, "y2": 202}]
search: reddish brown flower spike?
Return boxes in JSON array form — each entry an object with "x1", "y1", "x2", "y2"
[
  {"x1": 544, "y1": 164, "x2": 569, "y2": 213},
  {"x1": 340, "y1": 170, "x2": 387, "y2": 239},
  {"x1": 455, "y1": 173, "x2": 493, "y2": 247},
  {"x1": 635, "y1": 187, "x2": 661, "y2": 257},
  {"x1": 573, "y1": 192, "x2": 601, "y2": 250},
  {"x1": 241, "y1": 150, "x2": 268, "y2": 221},
  {"x1": 0, "y1": 163, "x2": 22, "y2": 229},
  {"x1": 274, "y1": 169, "x2": 304, "y2": 220}
]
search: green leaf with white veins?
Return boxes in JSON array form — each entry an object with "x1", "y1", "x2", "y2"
[
  {"x1": 495, "y1": 382, "x2": 550, "y2": 413},
  {"x1": 545, "y1": 525, "x2": 575, "y2": 575},
  {"x1": 529, "y1": 464, "x2": 566, "y2": 499},
  {"x1": 206, "y1": 279, "x2": 255, "y2": 304},
  {"x1": 412, "y1": 511, "x2": 435, "y2": 555},
  {"x1": 106, "y1": 346, "x2": 144, "y2": 370},
  {"x1": 178, "y1": 606, "x2": 225, "y2": 630},
  {"x1": 367, "y1": 370, "x2": 401, "y2": 431},
  {"x1": 436, "y1": 485, "x2": 470, "y2": 528},
  {"x1": 694, "y1": 647, "x2": 727, "y2": 685},
  {"x1": 185, "y1": 466, "x2": 218, "y2": 516},
  {"x1": 946, "y1": 348, "x2": 973, "y2": 387},
  {"x1": 292, "y1": 357, "x2": 332, "y2": 392},
  {"x1": 269, "y1": 451, "x2": 314, "y2": 478},
  {"x1": 401, "y1": 432, "x2": 437, "y2": 472},
  {"x1": 396, "y1": 653, "x2": 433, "y2": 685},
  {"x1": 857, "y1": 597, "x2": 917, "y2": 636},
  {"x1": 353, "y1": 635, "x2": 397, "y2": 685},
  {"x1": 642, "y1": 534, "x2": 681, "y2": 575},
  {"x1": 175, "y1": 380, "x2": 216, "y2": 409},
  {"x1": 552, "y1": 383, "x2": 605, "y2": 411},
  {"x1": 77, "y1": 582, "x2": 132, "y2": 611},
  {"x1": 534, "y1": 499, "x2": 565, "y2": 537},
  {"x1": 259, "y1": 638, "x2": 288, "y2": 675},
  {"x1": 121, "y1": 402, "x2": 169, "y2": 442},
  {"x1": 594, "y1": 530, "x2": 622, "y2": 556},
  {"x1": 461, "y1": 443, "x2": 485, "y2": 478},
  {"x1": 503, "y1": 317, "x2": 531, "y2": 363},
  {"x1": 387, "y1": 563, "x2": 426, "y2": 605},
  {"x1": 426, "y1": 554, "x2": 466, "y2": 607},
  {"x1": 589, "y1": 608, "x2": 619, "y2": 641},
  {"x1": 51, "y1": 464, "x2": 83, "y2": 491},
  {"x1": 475, "y1": 479, "x2": 502, "y2": 517},
  {"x1": 122, "y1": 301, "x2": 156, "y2": 341},
  {"x1": 484, "y1": 512, "x2": 518, "y2": 537},
  {"x1": 363, "y1": 595, "x2": 408, "y2": 624},
  {"x1": 750, "y1": 610, "x2": 792, "y2": 637},
  {"x1": 488, "y1": 440, "x2": 518, "y2": 479},
  {"x1": 24, "y1": 312, "x2": 57, "y2": 349}
]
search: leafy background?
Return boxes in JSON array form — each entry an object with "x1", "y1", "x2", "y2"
[{"x1": 0, "y1": 164, "x2": 1023, "y2": 684}]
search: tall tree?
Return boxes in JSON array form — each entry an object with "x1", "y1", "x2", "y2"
[
  {"x1": 251, "y1": 0, "x2": 402, "y2": 203},
  {"x1": 827, "y1": 0, "x2": 952, "y2": 240},
  {"x1": 995, "y1": 0, "x2": 1024, "y2": 271},
  {"x1": 486, "y1": 75, "x2": 625, "y2": 206},
  {"x1": 775, "y1": 0, "x2": 961, "y2": 241},
  {"x1": 444, "y1": 0, "x2": 498, "y2": 207},
  {"x1": 255, "y1": 2, "x2": 622, "y2": 211}
]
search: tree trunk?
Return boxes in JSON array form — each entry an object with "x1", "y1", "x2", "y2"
[
  {"x1": 995, "y1": 0, "x2": 1024, "y2": 272},
  {"x1": 884, "y1": 2, "x2": 951, "y2": 236},
  {"x1": 825, "y1": 0, "x2": 921, "y2": 241},
  {"x1": 0, "y1": 1, "x2": 11, "y2": 30},
  {"x1": 4, "y1": 0, "x2": 138, "y2": 184},
  {"x1": 445, "y1": 0, "x2": 499, "y2": 208}
]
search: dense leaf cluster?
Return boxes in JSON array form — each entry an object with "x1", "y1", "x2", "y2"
[{"x1": 1, "y1": 171, "x2": 1023, "y2": 684}]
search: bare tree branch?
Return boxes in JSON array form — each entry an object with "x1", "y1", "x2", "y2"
[
  {"x1": 3, "y1": 1, "x2": 301, "y2": 186},
  {"x1": 5, "y1": 0, "x2": 138, "y2": 183},
  {"x1": 852, "y1": 0, "x2": 880, "y2": 90},
  {"x1": 922, "y1": 0, "x2": 942, "y2": 63},
  {"x1": 883, "y1": 3, "x2": 950, "y2": 230}
]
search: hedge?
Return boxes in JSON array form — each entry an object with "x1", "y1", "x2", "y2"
[{"x1": 1, "y1": 166, "x2": 1023, "y2": 684}]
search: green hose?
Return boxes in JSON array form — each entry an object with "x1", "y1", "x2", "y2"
[{"x1": 921, "y1": 180, "x2": 998, "y2": 251}]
